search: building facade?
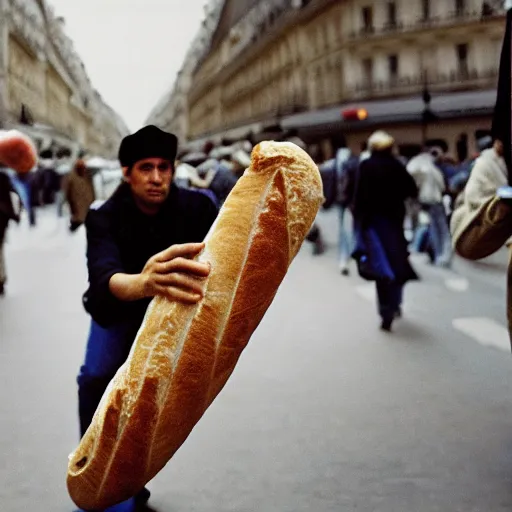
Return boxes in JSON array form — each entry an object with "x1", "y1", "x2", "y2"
[
  {"x1": 0, "y1": 0, "x2": 129, "y2": 158},
  {"x1": 148, "y1": 0, "x2": 507, "y2": 159}
]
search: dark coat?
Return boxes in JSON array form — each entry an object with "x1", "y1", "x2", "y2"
[
  {"x1": 353, "y1": 151, "x2": 418, "y2": 225},
  {"x1": 83, "y1": 182, "x2": 218, "y2": 332},
  {"x1": 352, "y1": 217, "x2": 419, "y2": 284},
  {"x1": 352, "y1": 151, "x2": 419, "y2": 284}
]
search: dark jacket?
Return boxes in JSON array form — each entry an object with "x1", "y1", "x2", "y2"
[
  {"x1": 83, "y1": 182, "x2": 218, "y2": 331},
  {"x1": 352, "y1": 151, "x2": 419, "y2": 285},
  {"x1": 353, "y1": 151, "x2": 418, "y2": 225}
]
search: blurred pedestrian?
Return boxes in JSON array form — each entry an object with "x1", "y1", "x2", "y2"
[
  {"x1": 0, "y1": 167, "x2": 21, "y2": 295},
  {"x1": 451, "y1": 138, "x2": 512, "y2": 342},
  {"x1": 62, "y1": 159, "x2": 96, "y2": 232},
  {"x1": 352, "y1": 131, "x2": 419, "y2": 331},
  {"x1": 451, "y1": 3, "x2": 512, "y2": 346},
  {"x1": 334, "y1": 146, "x2": 361, "y2": 275},
  {"x1": 407, "y1": 148, "x2": 452, "y2": 267}
]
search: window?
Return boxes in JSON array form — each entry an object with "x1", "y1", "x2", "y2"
[
  {"x1": 422, "y1": 0, "x2": 430, "y2": 20},
  {"x1": 387, "y1": 2, "x2": 397, "y2": 27},
  {"x1": 362, "y1": 6, "x2": 374, "y2": 33},
  {"x1": 388, "y1": 54, "x2": 399, "y2": 81},
  {"x1": 456, "y1": 43, "x2": 469, "y2": 75},
  {"x1": 362, "y1": 57, "x2": 374, "y2": 85},
  {"x1": 455, "y1": 0, "x2": 465, "y2": 16}
]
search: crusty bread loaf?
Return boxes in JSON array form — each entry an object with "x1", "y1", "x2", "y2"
[{"x1": 67, "y1": 141, "x2": 323, "y2": 510}]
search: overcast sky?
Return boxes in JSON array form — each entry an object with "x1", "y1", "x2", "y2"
[{"x1": 48, "y1": 0, "x2": 208, "y2": 132}]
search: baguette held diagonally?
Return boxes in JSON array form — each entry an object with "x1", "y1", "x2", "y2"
[{"x1": 67, "y1": 141, "x2": 324, "y2": 510}]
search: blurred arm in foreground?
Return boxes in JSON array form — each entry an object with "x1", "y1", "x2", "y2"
[{"x1": 451, "y1": 140, "x2": 512, "y2": 260}]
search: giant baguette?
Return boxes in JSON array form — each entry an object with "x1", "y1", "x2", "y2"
[{"x1": 67, "y1": 141, "x2": 323, "y2": 510}]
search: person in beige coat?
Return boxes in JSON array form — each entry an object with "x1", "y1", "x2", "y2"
[
  {"x1": 62, "y1": 159, "x2": 96, "y2": 232},
  {"x1": 450, "y1": 139, "x2": 512, "y2": 344}
]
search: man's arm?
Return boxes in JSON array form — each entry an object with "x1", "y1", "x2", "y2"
[
  {"x1": 84, "y1": 209, "x2": 129, "y2": 325},
  {"x1": 108, "y1": 273, "x2": 146, "y2": 302}
]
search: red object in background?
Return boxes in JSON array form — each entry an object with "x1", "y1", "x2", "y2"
[
  {"x1": 0, "y1": 130, "x2": 37, "y2": 174},
  {"x1": 341, "y1": 108, "x2": 369, "y2": 121}
]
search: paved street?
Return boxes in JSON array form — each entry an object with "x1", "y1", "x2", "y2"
[{"x1": 1, "y1": 206, "x2": 512, "y2": 512}]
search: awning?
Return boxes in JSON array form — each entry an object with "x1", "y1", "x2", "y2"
[
  {"x1": 280, "y1": 89, "x2": 498, "y2": 132},
  {"x1": 185, "y1": 121, "x2": 265, "y2": 151}
]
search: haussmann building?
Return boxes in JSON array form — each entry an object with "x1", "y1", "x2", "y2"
[{"x1": 152, "y1": 0, "x2": 507, "y2": 160}]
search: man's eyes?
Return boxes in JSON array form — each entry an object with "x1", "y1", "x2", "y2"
[{"x1": 139, "y1": 165, "x2": 170, "y2": 172}]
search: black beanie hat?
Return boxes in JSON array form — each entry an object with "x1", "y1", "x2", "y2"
[{"x1": 118, "y1": 125, "x2": 178, "y2": 168}]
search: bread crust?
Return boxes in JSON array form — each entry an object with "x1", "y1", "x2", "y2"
[{"x1": 67, "y1": 141, "x2": 323, "y2": 510}]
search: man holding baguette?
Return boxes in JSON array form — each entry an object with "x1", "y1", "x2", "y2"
[{"x1": 77, "y1": 125, "x2": 217, "y2": 511}]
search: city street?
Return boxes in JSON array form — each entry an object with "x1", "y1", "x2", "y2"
[{"x1": 1, "y1": 206, "x2": 512, "y2": 512}]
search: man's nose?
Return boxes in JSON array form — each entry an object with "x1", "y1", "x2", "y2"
[{"x1": 149, "y1": 169, "x2": 163, "y2": 183}]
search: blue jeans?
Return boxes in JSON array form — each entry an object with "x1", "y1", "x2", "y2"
[
  {"x1": 76, "y1": 320, "x2": 142, "y2": 512},
  {"x1": 10, "y1": 176, "x2": 35, "y2": 226},
  {"x1": 426, "y1": 203, "x2": 452, "y2": 265},
  {"x1": 338, "y1": 206, "x2": 354, "y2": 267},
  {"x1": 77, "y1": 320, "x2": 136, "y2": 437}
]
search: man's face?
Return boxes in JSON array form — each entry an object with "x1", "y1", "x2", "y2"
[{"x1": 123, "y1": 157, "x2": 173, "y2": 207}]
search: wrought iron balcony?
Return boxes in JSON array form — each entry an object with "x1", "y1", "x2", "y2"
[
  {"x1": 346, "y1": 67, "x2": 499, "y2": 100},
  {"x1": 348, "y1": 7, "x2": 505, "y2": 41}
]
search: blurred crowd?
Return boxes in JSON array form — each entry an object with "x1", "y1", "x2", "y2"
[
  {"x1": 312, "y1": 132, "x2": 499, "y2": 270},
  {"x1": 0, "y1": 155, "x2": 97, "y2": 294},
  {"x1": 173, "y1": 140, "x2": 253, "y2": 207},
  {"x1": 305, "y1": 130, "x2": 505, "y2": 331}
]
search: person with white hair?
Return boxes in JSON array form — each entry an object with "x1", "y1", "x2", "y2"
[{"x1": 352, "y1": 131, "x2": 419, "y2": 332}]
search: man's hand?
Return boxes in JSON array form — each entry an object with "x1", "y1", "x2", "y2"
[{"x1": 141, "y1": 243, "x2": 210, "y2": 303}]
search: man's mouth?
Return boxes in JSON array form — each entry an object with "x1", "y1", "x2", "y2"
[{"x1": 147, "y1": 189, "x2": 164, "y2": 196}]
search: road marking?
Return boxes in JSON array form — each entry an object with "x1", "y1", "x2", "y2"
[
  {"x1": 355, "y1": 284, "x2": 374, "y2": 303},
  {"x1": 452, "y1": 317, "x2": 510, "y2": 353},
  {"x1": 445, "y1": 277, "x2": 469, "y2": 292}
]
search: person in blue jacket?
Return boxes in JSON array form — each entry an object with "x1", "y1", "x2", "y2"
[{"x1": 76, "y1": 125, "x2": 218, "y2": 511}]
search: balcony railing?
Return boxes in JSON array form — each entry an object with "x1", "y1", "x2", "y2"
[
  {"x1": 346, "y1": 67, "x2": 499, "y2": 100},
  {"x1": 348, "y1": 8, "x2": 505, "y2": 41}
]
